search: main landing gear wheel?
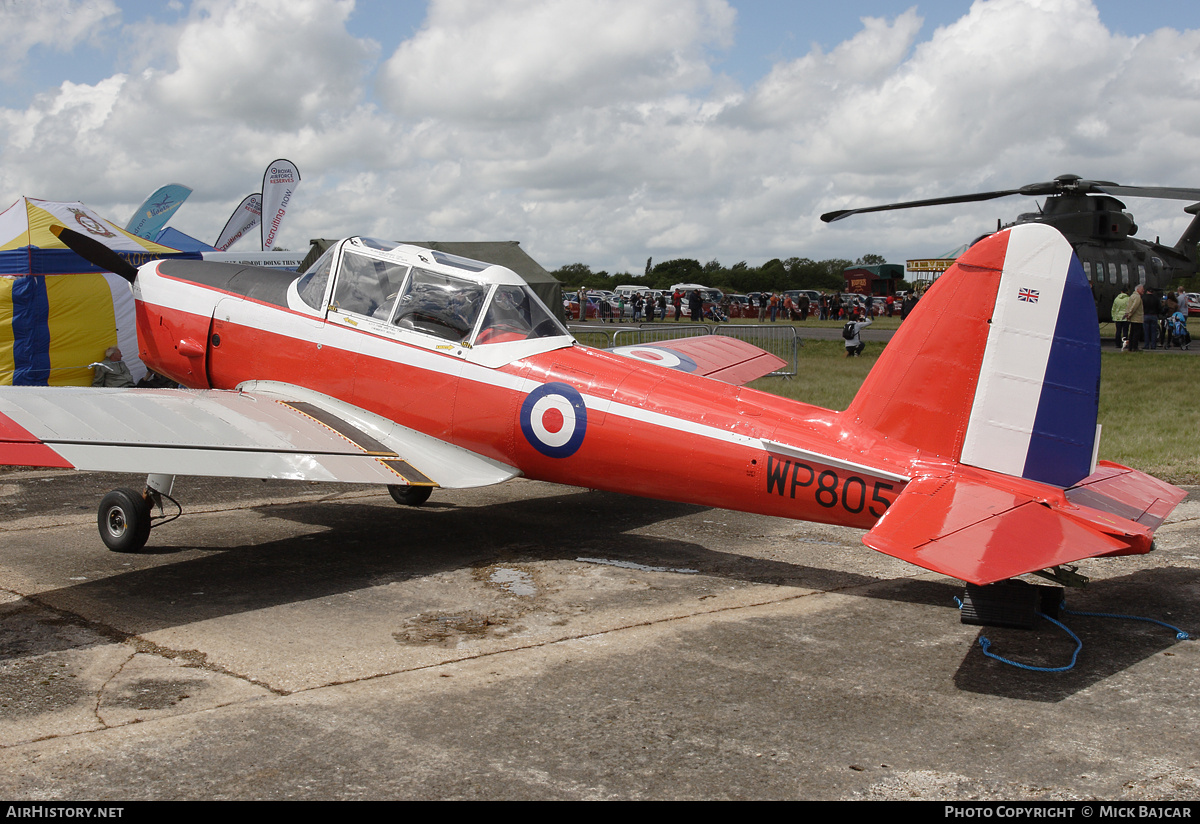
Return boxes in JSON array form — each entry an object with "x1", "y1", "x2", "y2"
[
  {"x1": 98, "y1": 488, "x2": 152, "y2": 553},
  {"x1": 388, "y1": 485, "x2": 432, "y2": 506}
]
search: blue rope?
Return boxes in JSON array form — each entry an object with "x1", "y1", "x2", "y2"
[
  {"x1": 1061, "y1": 604, "x2": 1191, "y2": 641},
  {"x1": 954, "y1": 596, "x2": 1192, "y2": 673},
  {"x1": 978, "y1": 611, "x2": 1083, "y2": 672}
]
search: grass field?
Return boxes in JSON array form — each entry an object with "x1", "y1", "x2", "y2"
[{"x1": 748, "y1": 339, "x2": 1200, "y2": 485}]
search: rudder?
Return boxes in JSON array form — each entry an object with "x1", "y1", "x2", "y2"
[{"x1": 845, "y1": 224, "x2": 1100, "y2": 488}]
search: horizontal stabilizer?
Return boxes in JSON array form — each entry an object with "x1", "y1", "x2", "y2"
[
  {"x1": 610, "y1": 335, "x2": 786, "y2": 385},
  {"x1": 864, "y1": 473, "x2": 1145, "y2": 585}
]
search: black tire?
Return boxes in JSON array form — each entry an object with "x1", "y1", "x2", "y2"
[
  {"x1": 388, "y1": 485, "x2": 432, "y2": 506},
  {"x1": 98, "y1": 488, "x2": 152, "y2": 553}
]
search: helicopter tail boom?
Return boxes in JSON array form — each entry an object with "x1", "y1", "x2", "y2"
[{"x1": 1173, "y1": 202, "x2": 1200, "y2": 264}]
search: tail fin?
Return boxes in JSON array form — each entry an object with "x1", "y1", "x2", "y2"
[{"x1": 846, "y1": 223, "x2": 1099, "y2": 488}]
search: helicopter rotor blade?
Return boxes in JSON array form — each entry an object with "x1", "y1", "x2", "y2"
[
  {"x1": 821, "y1": 189, "x2": 1022, "y2": 223},
  {"x1": 1016, "y1": 181, "x2": 1072, "y2": 196},
  {"x1": 49, "y1": 225, "x2": 140, "y2": 283},
  {"x1": 1091, "y1": 184, "x2": 1200, "y2": 202},
  {"x1": 821, "y1": 174, "x2": 1200, "y2": 224}
]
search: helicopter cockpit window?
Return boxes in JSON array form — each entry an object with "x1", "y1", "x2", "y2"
[
  {"x1": 332, "y1": 251, "x2": 410, "y2": 319},
  {"x1": 474, "y1": 285, "x2": 568, "y2": 344},
  {"x1": 297, "y1": 246, "x2": 336, "y2": 310},
  {"x1": 391, "y1": 268, "x2": 487, "y2": 342}
]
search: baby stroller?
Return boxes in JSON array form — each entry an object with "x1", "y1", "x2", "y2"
[{"x1": 1165, "y1": 311, "x2": 1191, "y2": 350}]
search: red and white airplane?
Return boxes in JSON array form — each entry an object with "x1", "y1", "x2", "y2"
[{"x1": 0, "y1": 223, "x2": 1185, "y2": 589}]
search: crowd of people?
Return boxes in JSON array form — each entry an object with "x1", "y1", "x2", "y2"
[
  {"x1": 568, "y1": 287, "x2": 932, "y2": 363},
  {"x1": 575, "y1": 287, "x2": 924, "y2": 325},
  {"x1": 752, "y1": 291, "x2": 921, "y2": 322},
  {"x1": 1111, "y1": 284, "x2": 1192, "y2": 352},
  {"x1": 576, "y1": 282, "x2": 1195, "y2": 357}
]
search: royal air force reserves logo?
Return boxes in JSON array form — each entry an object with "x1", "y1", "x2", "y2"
[{"x1": 520, "y1": 382, "x2": 588, "y2": 458}]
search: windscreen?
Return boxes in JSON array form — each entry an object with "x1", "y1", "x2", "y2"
[
  {"x1": 391, "y1": 268, "x2": 488, "y2": 342},
  {"x1": 474, "y1": 284, "x2": 568, "y2": 344}
]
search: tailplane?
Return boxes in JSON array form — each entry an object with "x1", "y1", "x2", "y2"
[{"x1": 862, "y1": 462, "x2": 1185, "y2": 585}]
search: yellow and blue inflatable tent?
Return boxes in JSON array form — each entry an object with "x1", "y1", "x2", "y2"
[{"x1": 0, "y1": 197, "x2": 196, "y2": 386}]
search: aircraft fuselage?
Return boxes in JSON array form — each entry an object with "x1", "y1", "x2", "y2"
[{"x1": 133, "y1": 258, "x2": 916, "y2": 530}]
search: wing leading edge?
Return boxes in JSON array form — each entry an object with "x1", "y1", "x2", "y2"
[{"x1": 0, "y1": 381, "x2": 518, "y2": 489}]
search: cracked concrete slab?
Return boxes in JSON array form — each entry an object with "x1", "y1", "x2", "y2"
[{"x1": 0, "y1": 594, "x2": 275, "y2": 748}]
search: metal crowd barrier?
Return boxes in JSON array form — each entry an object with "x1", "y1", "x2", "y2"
[
  {"x1": 567, "y1": 323, "x2": 799, "y2": 378},
  {"x1": 566, "y1": 324, "x2": 620, "y2": 349},
  {"x1": 713, "y1": 324, "x2": 800, "y2": 377},
  {"x1": 616, "y1": 325, "x2": 712, "y2": 346}
]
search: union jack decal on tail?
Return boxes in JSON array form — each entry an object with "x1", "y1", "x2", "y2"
[{"x1": 1018, "y1": 288, "x2": 1039, "y2": 303}]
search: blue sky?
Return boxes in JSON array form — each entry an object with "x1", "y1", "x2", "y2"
[{"x1": 2, "y1": 0, "x2": 1199, "y2": 271}]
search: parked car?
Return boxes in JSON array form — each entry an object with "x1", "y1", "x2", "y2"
[
  {"x1": 780, "y1": 290, "x2": 819, "y2": 319},
  {"x1": 563, "y1": 295, "x2": 602, "y2": 319},
  {"x1": 670, "y1": 287, "x2": 722, "y2": 319},
  {"x1": 725, "y1": 294, "x2": 751, "y2": 318},
  {"x1": 587, "y1": 291, "x2": 620, "y2": 315}
]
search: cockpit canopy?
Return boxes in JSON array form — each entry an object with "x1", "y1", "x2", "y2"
[{"x1": 291, "y1": 238, "x2": 568, "y2": 347}]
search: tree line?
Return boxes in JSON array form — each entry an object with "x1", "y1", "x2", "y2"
[{"x1": 553, "y1": 254, "x2": 893, "y2": 294}]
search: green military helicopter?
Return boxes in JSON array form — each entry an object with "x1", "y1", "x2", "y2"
[{"x1": 822, "y1": 174, "x2": 1200, "y2": 320}]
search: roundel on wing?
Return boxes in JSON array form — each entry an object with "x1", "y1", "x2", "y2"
[
  {"x1": 610, "y1": 345, "x2": 698, "y2": 372},
  {"x1": 520, "y1": 382, "x2": 588, "y2": 458}
]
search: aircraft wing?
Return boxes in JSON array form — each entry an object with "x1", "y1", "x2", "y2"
[
  {"x1": 0, "y1": 381, "x2": 519, "y2": 489},
  {"x1": 862, "y1": 466, "x2": 1186, "y2": 586},
  {"x1": 609, "y1": 335, "x2": 787, "y2": 384}
]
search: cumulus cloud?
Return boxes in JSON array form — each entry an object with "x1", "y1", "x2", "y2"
[
  {"x1": 378, "y1": 0, "x2": 734, "y2": 120},
  {"x1": 0, "y1": 0, "x2": 120, "y2": 80},
  {"x1": 736, "y1": 9, "x2": 925, "y2": 130},
  {"x1": 804, "y1": 0, "x2": 1124, "y2": 178},
  {"x1": 0, "y1": 0, "x2": 1198, "y2": 269},
  {"x1": 0, "y1": 0, "x2": 387, "y2": 247},
  {"x1": 738, "y1": 0, "x2": 1200, "y2": 260},
  {"x1": 153, "y1": 0, "x2": 378, "y2": 127}
]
